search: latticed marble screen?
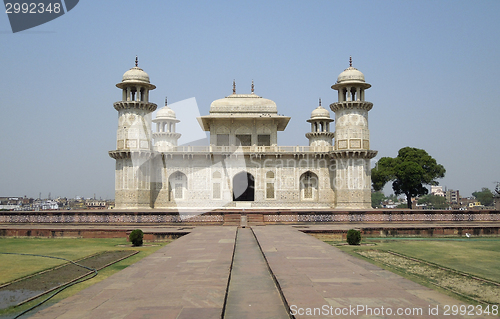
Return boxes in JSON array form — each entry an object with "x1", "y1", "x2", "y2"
[
  {"x1": 236, "y1": 134, "x2": 251, "y2": 146},
  {"x1": 217, "y1": 134, "x2": 229, "y2": 146},
  {"x1": 258, "y1": 134, "x2": 271, "y2": 146},
  {"x1": 213, "y1": 182, "x2": 221, "y2": 199},
  {"x1": 304, "y1": 184, "x2": 312, "y2": 199},
  {"x1": 175, "y1": 183, "x2": 183, "y2": 199},
  {"x1": 266, "y1": 182, "x2": 275, "y2": 199}
]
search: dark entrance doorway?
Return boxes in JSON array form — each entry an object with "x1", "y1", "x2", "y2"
[{"x1": 233, "y1": 172, "x2": 255, "y2": 201}]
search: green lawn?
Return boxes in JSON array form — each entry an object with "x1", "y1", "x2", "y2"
[
  {"x1": 333, "y1": 238, "x2": 500, "y2": 283},
  {"x1": 0, "y1": 237, "x2": 172, "y2": 318},
  {"x1": 0, "y1": 237, "x2": 169, "y2": 285}
]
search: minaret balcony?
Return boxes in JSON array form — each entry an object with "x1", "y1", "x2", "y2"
[
  {"x1": 305, "y1": 132, "x2": 335, "y2": 139},
  {"x1": 330, "y1": 101, "x2": 373, "y2": 113},
  {"x1": 108, "y1": 150, "x2": 153, "y2": 159},
  {"x1": 152, "y1": 132, "x2": 181, "y2": 139},
  {"x1": 330, "y1": 149, "x2": 378, "y2": 159},
  {"x1": 113, "y1": 101, "x2": 157, "y2": 112}
]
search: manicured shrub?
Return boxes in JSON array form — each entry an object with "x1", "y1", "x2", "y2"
[
  {"x1": 346, "y1": 229, "x2": 361, "y2": 245},
  {"x1": 129, "y1": 229, "x2": 144, "y2": 246}
]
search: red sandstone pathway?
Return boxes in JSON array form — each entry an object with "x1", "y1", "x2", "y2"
[
  {"x1": 223, "y1": 227, "x2": 288, "y2": 318},
  {"x1": 253, "y1": 226, "x2": 490, "y2": 319},
  {"x1": 27, "y1": 225, "x2": 494, "y2": 319},
  {"x1": 29, "y1": 226, "x2": 237, "y2": 319}
]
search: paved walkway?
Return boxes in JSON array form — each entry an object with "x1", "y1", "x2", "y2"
[
  {"x1": 30, "y1": 226, "x2": 237, "y2": 319},
  {"x1": 253, "y1": 226, "x2": 481, "y2": 318},
  {"x1": 28, "y1": 226, "x2": 490, "y2": 319},
  {"x1": 223, "y1": 227, "x2": 288, "y2": 319}
]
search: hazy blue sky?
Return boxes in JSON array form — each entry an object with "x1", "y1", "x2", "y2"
[{"x1": 1, "y1": 1, "x2": 499, "y2": 199}]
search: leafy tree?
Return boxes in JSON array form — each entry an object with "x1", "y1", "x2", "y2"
[
  {"x1": 472, "y1": 188, "x2": 494, "y2": 206},
  {"x1": 372, "y1": 147, "x2": 446, "y2": 209},
  {"x1": 371, "y1": 191, "x2": 385, "y2": 208},
  {"x1": 417, "y1": 194, "x2": 448, "y2": 209}
]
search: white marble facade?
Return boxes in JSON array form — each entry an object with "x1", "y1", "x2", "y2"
[{"x1": 109, "y1": 58, "x2": 377, "y2": 210}]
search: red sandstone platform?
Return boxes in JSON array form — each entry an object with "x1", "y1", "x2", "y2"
[{"x1": 23, "y1": 226, "x2": 494, "y2": 319}]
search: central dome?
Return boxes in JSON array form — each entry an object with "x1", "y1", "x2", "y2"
[{"x1": 209, "y1": 94, "x2": 277, "y2": 114}]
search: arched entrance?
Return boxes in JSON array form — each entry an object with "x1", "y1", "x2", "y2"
[{"x1": 233, "y1": 171, "x2": 255, "y2": 201}]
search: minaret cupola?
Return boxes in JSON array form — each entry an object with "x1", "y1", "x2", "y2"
[
  {"x1": 306, "y1": 99, "x2": 334, "y2": 147},
  {"x1": 153, "y1": 97, "x2": 181, "y2": 151}
]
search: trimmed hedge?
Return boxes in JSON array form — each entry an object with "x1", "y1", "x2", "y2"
[
  {"x1": 129, "y1": 229, "x2": 144, "y2": 246},
  {"x1": 346, "y1": 229, "x2": 361, "y2": 245}
]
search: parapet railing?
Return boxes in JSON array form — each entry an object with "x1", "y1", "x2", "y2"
[{"x1": 162, "y1": 145, "x2": 335, "y2": 153}]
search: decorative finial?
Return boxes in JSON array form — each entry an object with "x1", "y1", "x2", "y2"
[
  {"x1": 349, "y1": 56, "x2": 352, "y2": 67},
  {"x1": 251, "y1": 80, "x2": 254, "y2": 93},
  {"x1": 319, "y1": 98, "x2": 322, "y2": 107},
  {"x1": 135, "y1": 56, "x2": 138, "y2": 67},
  {"x1": 233, "y1": 79, "x2": 236, "y2": 94},
  {"x1": 165, "y1": 96, "x2": 168, "y2": 106}
]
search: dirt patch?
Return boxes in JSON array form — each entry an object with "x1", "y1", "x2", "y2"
[
  {"x1": 357, "y1": 250, "x2": 500, "y2": 305},
  {"x1": 0, "y1": 250, "x2": 136, "y2": 309}
]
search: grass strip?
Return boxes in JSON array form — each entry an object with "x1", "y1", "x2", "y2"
[
  {"x1": 14, "y1": 251, "x2": 138, "y2": 307},
  {"x1": 386, "y1": 251, "x2": 500, "y2": 288},
  {"x1": 356, "y1": 250, "x2": 500, "y2": 305},
  {"x1": 0, "y1": 251, "x2": 137, "y2": 309}
]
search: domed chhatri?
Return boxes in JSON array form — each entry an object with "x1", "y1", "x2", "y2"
[
  {"x1": 306, "y1": 98, "x2": 334, "y2": 148},
  {"x1": 122, "y1": 67, "x2": 150, "y2": 83},
  {"x1": 152, "y1": 97, "x2": 181, "y2": 152},
  {"x1": 335, "y1": 56, "x2": 367, "y2": 85},
  {"x1": 310, "y1": 106, "x2": 330, "y2": 119},
  {"x1": 117, "y1": 56, "x2": 156, "y2": 90},
  {"x1": 156, "y1": 106, "x2": 176, "y2": 119},
  {"x1": 337, "y1": 67, "x2": 365, "y2": 83},
  {"x1": 156, "y1": 98, "x2": 176, "y2": 119}
]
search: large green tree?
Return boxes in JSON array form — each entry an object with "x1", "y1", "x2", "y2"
[
  {"x1": 472, "y1": 188, "x2": 494, "y2": 206},
  {"x1": 371, "y1": 191, "x2": 385, "y2": 208},
  {"x1": 372, "y1": 147, "x2": 446, "y2": 209}
]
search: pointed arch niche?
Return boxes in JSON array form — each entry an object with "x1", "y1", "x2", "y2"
[
  {"x1": 299, "y1": 171, "x2": 318, "y2": 201},
  {"x1": 168, "y1": 171, "x2": 187, "y2": 201}
]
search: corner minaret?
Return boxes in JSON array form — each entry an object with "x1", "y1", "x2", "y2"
[
  {"x1": 306, "y1": 99, "x2": 334, "y2": 148},
  {"x1": 153, "y1": 97, "x2": 181, "y2": 151},
  {"x1": 109, "y1": 57, "x2": 157, "y2": 209},
  {"x1": 330, "y1": 58, "x2": 377, "y2": 209}
]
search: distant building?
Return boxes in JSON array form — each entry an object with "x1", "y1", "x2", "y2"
[
  {"x1": 445, "y1": 189, "x2": 460, "y2": 204},
  {"x1": 0, "y1": 197, "x2": 22, "y2": 210},
  {"x1": 85, "y1": 199, "x2": 108, "y2": 210},
  {"x1": 430, "y1": 186, "x2": 445, "y2": 197},
  {"x1": 33, "y1": 199, "x2": 59, "y2": 210},
  {"x1": 468, "y1": 202, "x2": 483, "y2": 209}
]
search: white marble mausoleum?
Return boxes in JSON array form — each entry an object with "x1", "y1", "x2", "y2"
[{"x1": 109, "y1": 58, "x2": 377, "y2": 210}]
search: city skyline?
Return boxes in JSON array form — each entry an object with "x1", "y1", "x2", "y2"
[{"x1": 1, "y1": 1, "x2": 499, "y2": 199}]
